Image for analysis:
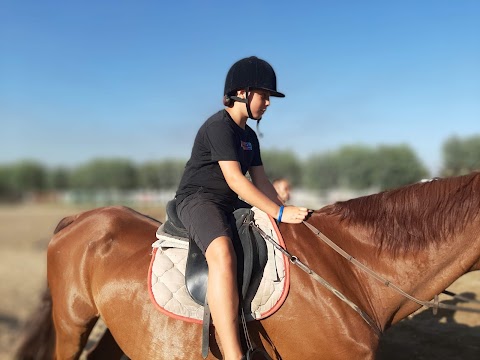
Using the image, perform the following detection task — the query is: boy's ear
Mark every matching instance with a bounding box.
[237,89,246,99]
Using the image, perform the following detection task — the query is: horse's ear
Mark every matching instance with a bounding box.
[54,216,75,234]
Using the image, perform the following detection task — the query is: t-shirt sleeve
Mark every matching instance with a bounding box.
[206,121,239,162]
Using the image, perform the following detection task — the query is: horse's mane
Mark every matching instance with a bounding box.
[321,172,480,255]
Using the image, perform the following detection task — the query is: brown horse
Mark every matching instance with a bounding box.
[16,172,480,360]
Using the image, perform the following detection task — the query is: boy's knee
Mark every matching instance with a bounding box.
[206,237,237,269]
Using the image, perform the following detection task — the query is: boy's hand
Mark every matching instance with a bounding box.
[280,206,309,224]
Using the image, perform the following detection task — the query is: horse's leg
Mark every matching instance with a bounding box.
[50,297,98,360]
[48,243,99,359]
[84,328,125,360]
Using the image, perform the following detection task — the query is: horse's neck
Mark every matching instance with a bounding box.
[350,222,480,326]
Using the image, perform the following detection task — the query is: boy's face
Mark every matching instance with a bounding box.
[247,89,270,119]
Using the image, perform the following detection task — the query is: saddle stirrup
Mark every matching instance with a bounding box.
[240,306,273,360]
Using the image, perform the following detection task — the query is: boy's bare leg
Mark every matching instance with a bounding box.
[205,236,243,360]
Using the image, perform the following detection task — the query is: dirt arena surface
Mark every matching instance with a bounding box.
[1,203,479,359]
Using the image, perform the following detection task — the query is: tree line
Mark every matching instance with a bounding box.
[1,135,479,201]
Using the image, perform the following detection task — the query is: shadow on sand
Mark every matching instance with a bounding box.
[377,292,480,360]
[0,313,20,329]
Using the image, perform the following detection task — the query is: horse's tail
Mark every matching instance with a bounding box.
[14,286,55,360]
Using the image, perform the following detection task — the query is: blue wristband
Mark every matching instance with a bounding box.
[277,205,284,223]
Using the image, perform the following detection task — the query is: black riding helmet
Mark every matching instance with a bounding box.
[223,56,285,120]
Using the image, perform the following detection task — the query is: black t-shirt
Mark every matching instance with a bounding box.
[176,110,262,208]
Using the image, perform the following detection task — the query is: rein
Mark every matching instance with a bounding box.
[249,219,480,337]
[250,222,382,336]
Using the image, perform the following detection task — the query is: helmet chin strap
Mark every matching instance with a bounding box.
[229,88,262,121]
[228,89,263,137]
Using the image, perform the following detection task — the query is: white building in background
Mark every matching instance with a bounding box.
[288,187,380,210]
[60,187,379,210]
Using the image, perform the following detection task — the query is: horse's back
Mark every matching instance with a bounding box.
[49,206,159,249]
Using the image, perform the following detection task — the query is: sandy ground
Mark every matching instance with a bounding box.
[0,203,479,359]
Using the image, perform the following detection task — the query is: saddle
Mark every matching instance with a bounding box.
[163,200,269,358]
[164,200,268,306]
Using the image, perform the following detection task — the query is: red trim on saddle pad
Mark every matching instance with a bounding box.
[148,247,203,324]
[147,214,290,323]
[257,214,290,318]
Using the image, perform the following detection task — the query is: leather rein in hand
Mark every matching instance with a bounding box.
[249,219,480,337]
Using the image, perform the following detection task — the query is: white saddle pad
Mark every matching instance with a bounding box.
[148,207,290,323]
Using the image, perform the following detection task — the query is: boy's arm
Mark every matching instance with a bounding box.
[219,161,280,218]
[219,161,307,223]
[248,165,283,205]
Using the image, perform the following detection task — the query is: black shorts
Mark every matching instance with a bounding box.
[176,192,235,254]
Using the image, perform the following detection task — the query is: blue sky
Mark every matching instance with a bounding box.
[1,1,479,175]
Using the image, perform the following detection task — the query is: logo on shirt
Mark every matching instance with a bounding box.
[241,141,253,150]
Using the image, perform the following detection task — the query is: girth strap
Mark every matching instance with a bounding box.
[201,296,211,359]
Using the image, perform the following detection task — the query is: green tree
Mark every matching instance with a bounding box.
[48,167,71,190]
[335,146,378,189]
[261,149,302,186]
[157,160,185,189]
[0,165,14,199]
[441,135,480,176]
[373,145,429,190]
[304,144,429,191]
[304,152,340,190]
[10,160,47,193]
[138,160,185,189]
[71,158,138,190]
